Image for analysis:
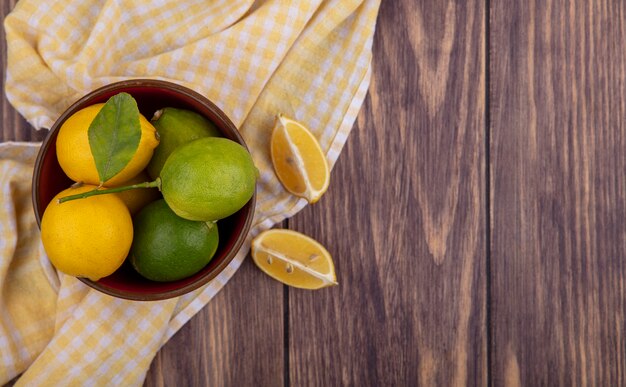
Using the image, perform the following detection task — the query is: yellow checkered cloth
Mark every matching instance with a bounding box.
[2,0,378,384]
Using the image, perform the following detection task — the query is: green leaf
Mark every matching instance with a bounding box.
[88,92,142,184]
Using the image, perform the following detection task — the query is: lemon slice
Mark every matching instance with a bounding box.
[251,229,338,289]
[270,114,330,203]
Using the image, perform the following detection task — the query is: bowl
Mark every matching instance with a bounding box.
[32,79,256,301]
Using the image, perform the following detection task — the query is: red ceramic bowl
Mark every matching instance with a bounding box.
[32,79,256,301]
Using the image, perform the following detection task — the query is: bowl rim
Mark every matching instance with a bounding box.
[32,78,256,301]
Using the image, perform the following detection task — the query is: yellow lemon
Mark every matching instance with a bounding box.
[111,171,161,215]
[251,229,337,289]
[56,103,159,186]
[40,185,133,281]
[270,114,330,203]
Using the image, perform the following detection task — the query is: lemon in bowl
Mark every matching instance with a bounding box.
[56,103,159,186]
[41,184,133,281]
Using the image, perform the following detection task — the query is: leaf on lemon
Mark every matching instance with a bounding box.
[88,92,141,184]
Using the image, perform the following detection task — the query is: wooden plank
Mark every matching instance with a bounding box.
[144,260,285,386]
[288,1,487,385]
[490,1,626,385]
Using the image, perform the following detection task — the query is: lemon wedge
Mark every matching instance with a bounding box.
[251,229,337,289]
[270,114,330,203]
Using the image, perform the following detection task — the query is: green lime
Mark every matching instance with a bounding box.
[147,107,221,180]
[160,137,256,221]
[130,199,219,282]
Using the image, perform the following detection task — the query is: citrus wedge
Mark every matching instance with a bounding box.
[251,229,338,289]
[270,114,330,203]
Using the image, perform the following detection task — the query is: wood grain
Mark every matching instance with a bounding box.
[490,1,626,385]
[288,1,487,385]
[144,260,285,386]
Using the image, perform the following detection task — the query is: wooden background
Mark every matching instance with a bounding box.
[2,0,625,385]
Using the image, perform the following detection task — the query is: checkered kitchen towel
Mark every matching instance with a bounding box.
[1,0,379,385]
